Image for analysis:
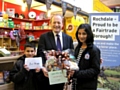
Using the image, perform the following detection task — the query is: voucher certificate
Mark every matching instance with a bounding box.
[48,70,67,85]
[25,57,43,69]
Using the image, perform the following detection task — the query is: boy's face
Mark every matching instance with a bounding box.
[24,47,35,58]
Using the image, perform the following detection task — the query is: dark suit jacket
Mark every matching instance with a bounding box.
[37,31,74,56]
[36,31,74,90]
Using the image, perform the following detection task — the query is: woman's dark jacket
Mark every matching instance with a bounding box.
[9,54,46,90]
[73,44,101,90]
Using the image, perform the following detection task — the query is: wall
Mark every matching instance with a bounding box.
[0,0,2,11]
[3,2,44,19]
[93,0,113,12]
[20,30,50,50]
[0,1,49,50]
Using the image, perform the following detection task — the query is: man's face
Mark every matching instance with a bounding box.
[50,15,63,33]
[24,47,35,58]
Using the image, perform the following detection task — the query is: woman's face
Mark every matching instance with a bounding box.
[78,29,87,44]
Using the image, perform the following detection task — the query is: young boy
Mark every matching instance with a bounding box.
[9,42,46,90]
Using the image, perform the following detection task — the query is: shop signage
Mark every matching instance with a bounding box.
[89,13,120,90]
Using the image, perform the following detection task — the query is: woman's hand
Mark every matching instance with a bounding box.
[69,70,75,77]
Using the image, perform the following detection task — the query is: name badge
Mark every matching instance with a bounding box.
[84,53,90,60]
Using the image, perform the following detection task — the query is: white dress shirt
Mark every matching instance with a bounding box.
[53,31,63,49]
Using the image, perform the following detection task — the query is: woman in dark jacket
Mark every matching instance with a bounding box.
[71,24,101,90]
[9,43,46,90]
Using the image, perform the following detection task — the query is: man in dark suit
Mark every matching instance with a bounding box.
[37,14,74,90]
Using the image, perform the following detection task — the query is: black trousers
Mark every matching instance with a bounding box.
[49,83,64,90]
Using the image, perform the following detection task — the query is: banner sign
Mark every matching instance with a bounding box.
[89,13,120,90]
[89,13,120,66]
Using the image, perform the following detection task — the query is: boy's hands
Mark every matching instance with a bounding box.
[24,65,41,73]
[35,68,41,73]
[24,65,30,71]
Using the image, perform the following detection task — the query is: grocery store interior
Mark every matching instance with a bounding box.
[0,0,120,90]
